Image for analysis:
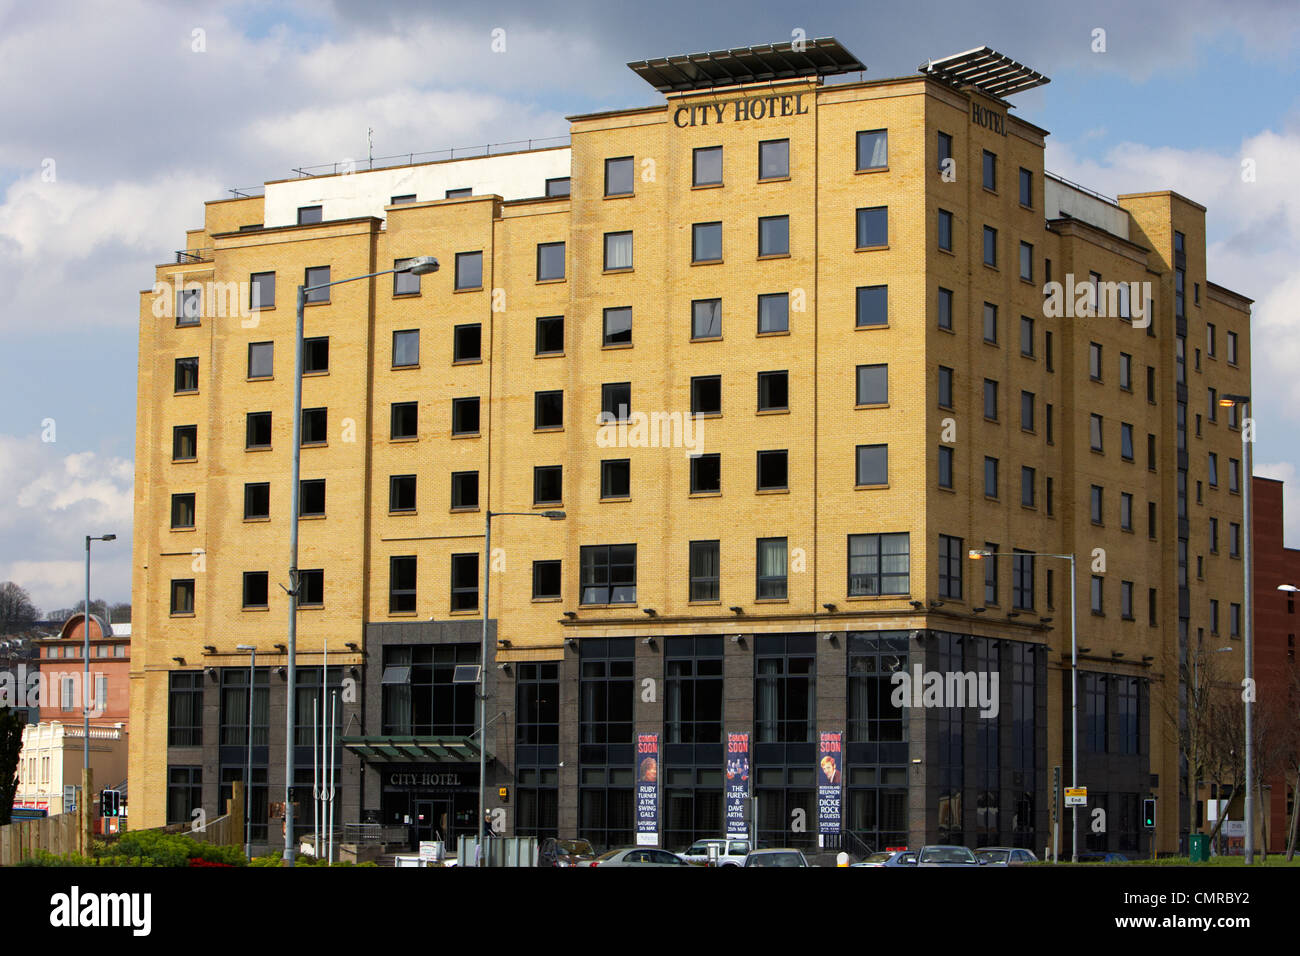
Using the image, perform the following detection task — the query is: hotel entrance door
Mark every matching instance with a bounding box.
[413,798,452,847]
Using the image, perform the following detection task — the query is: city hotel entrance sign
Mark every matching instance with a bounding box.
[673,91,810,128]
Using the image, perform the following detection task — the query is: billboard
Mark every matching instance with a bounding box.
[725,732,750,836]
[636,733,659,846]
[818,730,843,835]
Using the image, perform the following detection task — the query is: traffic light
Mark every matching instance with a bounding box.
[1142,797,1156,829]
[100,789,121,817]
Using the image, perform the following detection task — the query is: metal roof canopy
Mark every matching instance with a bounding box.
[342,735,487,763]
[919,46,1049,99]
[628,38,865,93]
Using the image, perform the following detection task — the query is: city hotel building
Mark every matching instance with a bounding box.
[130,39,1252,857]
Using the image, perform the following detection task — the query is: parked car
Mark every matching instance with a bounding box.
[975,847,1039,866]
[539,838,598,867]
[742,848,811,867]
[590,847,691,867]
[852,849,917,867]
[679,838,752,866]
[1076,852,1130,863]
[915,845,980,867]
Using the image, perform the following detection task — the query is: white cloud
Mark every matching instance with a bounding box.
[0,435,132,613]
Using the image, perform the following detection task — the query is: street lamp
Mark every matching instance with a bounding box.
[282,255,439,866]
[83,533,116,771]
[476,508,565,864]
[971,548,1078,861]
[1220,392,1253,863]
[236,644,257,858]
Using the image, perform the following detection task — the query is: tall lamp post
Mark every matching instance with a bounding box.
[1220,393,1253,863]
[236,644,257,858]
[282,255,439,866]
[970,549,1078,861]
[477,509,565,864]
[83,533,116,771]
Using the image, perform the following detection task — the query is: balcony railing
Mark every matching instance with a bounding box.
[174,248,214,264]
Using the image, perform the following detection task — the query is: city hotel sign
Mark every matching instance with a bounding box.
[388,771,463,788]
[673,91,810,128]
[971,102,1007,136]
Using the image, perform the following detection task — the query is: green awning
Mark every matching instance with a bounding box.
[342,735,489,763]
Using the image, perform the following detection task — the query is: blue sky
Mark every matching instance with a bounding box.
[1,0,1298,612]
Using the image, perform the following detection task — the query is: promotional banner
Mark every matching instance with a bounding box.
[725,732,750,836]
[818,730,843,835]
[636,733,659,846]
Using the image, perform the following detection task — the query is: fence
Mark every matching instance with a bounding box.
[0,812,81,865]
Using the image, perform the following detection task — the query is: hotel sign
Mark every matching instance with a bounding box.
[674,91,810,128]
[388,771,463,788]
[971,102,1006,136]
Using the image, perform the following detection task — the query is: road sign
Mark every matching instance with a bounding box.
[1064,787,1088,807]
[1224,820,1246,837]
[63,784,77,813]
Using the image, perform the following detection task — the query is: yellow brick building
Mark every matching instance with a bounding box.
[130,40,1250,859]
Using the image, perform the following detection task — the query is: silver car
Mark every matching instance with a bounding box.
[852,849,917,867]
[916,845,980,867]
[975,847,1038,867]
[680,838,752,866]
[742,848,811,867]
[590,847,690,867]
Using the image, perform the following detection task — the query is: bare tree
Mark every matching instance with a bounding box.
[0,582,39,634]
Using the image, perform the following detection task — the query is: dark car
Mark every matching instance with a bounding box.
[1076,851,1130,864]
[916,845,980,867]
[540,838,598,867]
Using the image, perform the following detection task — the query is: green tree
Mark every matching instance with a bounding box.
[0,706,24,825]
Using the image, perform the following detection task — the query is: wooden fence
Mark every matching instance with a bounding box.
[0,813,81,865]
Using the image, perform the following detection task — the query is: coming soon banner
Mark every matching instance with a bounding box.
[725,732,750,836]
[636,733,659,845]
[818,730,843,835]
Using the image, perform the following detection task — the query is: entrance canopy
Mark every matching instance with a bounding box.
[343,735,489,763]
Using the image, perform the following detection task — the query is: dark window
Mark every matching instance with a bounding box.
[171,493,195,530]
[532,561,562,600]
[759,139,790,179]
[1121,423,1134,461]
[391,330,419,368]
[1022,467,1036,507]
[301,407,327,445]
[757,450,788,490]
[982,151,996,191]
[249,271,275,311]
[937,132,952,171]
[601,382,631,422]
[692,222,722,262]
[938,209,953,251]
[1089,342,1103,380]
[984,457,998,498]
[692,298,721,339]
[389,556,417,613]
[604,232,633,270]
[453,323,481,362]
[689,541,720,602]
[390,475,416,512]
[756,538,788,600]
[757,370,788,412]
[167,673,203,746]
[390,402,418,439]
[1012,552,1034,610]
[603,306,632,347]
[983,226,997,267]
[1084,673,1107,751]
[856,444,888,486]
[243,571,269,608]
[856,206,887,248]
[244,413,270,450]
[1019,168,1032,207]
[1091,576,1104,615]
[693,146,723,186]
[690,454,721,494]
[938,287,953,329]
[605,156,634,196]
[303,336,329,373]
[983,545,999,605]
[754,634,814,741]
[580,544,637,605]
[1121,581,1134,620]
[938,535,963,599]
[176,288,201,325]
[451,397,480,435]
[536,315,564,355]
[173,424,197,460]
[856,129,888,169]
[856,285,887,327]
[691,375,722,415]
[856,364,887,405]
[380,643,479,736]
[450,554,478,612]
[848,533,909,596]
[1090,485,1103,524]
[983,379,998,420]
[455,251,483,290]
[304,266,330,303]
[938,446,954,489]
[533,465,563,505]
[1019,242,1033,281]
[601,459,630,499]
[171,578,195,615]
[534,390,564,430]
[983,303,998,343]
[451,471,479,510]
[938,366,954,408]
[244,482,269,520]
[1020,316,1034,356]
[390,194,417,205]
[393,258,421,295]
[297,570,323,606]
[175,357,199,392]
[536,242,565,280]
[1021,391,1035,431]
[758,293,789,334]
[758,215,789,256]
[545,177,571,198]
[297,205,322,225]
[299,479,325,517]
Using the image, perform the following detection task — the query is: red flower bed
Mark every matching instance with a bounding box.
[188,857,235,867]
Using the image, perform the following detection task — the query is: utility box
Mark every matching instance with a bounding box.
[1189,834,1209,863]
